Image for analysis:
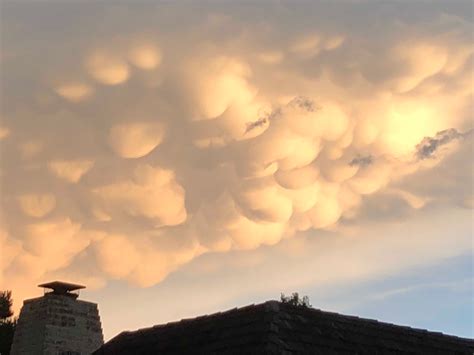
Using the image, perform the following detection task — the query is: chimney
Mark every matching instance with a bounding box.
[10,281,104,355]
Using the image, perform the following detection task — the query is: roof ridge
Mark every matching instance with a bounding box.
[277,302,474,343]
[95,300,474,354]
[105,300,279,345]
[104,300,474,350]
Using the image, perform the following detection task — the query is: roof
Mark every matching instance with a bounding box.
[94,301,474,354]
[38,281,85,293]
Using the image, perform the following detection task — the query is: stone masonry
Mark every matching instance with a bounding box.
[11,285,103,355]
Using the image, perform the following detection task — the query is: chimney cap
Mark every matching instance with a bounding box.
[38,281,85,295]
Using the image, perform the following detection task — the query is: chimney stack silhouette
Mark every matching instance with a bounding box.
[11,281,103,354]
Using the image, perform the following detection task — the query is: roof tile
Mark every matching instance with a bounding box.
[94,301,474,354]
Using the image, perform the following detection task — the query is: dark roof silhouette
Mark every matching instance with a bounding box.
[94,301,474,354]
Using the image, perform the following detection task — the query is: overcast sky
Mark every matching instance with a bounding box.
[0,1,472,340]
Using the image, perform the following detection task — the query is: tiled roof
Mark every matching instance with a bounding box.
[94,301,474,354]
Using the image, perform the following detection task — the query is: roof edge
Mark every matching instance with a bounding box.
[101,299,474,347]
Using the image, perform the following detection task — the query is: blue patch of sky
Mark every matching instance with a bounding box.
[304,253,473,338]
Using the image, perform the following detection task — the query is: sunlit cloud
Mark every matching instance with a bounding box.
[108,122,165,158]
[93,164,186,225]
[18,194,56,218]
[86,50,130,85]
[0,126,11,140]
[0,2,472,313]
[55,82,94,102]
[48,159,94,183]
[128,44,162,70]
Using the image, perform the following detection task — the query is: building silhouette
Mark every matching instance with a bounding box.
[95,300,474,354]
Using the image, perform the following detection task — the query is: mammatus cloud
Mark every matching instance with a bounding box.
[108,122,165,158]
[128,44,162,70]
[55,83,94,103]
[18,194,56,218]
[93,164,186,225]
[86,50,131,86]
[48,159,94,183]
[0,3,472,309]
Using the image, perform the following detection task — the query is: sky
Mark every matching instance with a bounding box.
[0,0,472,341]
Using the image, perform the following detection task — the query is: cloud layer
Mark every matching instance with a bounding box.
[1,2,472,307]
